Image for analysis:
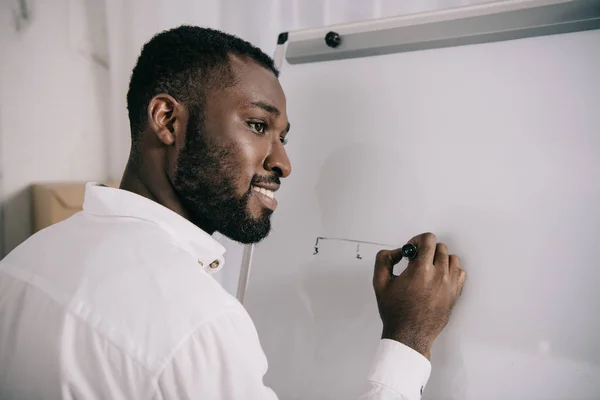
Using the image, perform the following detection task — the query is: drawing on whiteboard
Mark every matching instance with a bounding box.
[312,236,394,256]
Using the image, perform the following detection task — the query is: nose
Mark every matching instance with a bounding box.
[264,140,292,178]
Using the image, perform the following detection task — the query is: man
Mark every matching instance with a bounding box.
[0,26,466,399]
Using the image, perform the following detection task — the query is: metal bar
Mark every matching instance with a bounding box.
[284,0,600,64]
[236,244,254,304]
[0,77,4,259]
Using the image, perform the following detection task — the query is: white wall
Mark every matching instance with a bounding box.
[0,0,109,256]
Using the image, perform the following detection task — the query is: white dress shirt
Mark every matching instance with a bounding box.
[0,183,431,399]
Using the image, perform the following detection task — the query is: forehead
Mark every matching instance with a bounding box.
[220,55,287,111]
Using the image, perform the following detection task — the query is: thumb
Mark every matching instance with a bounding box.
[373,248,404,292]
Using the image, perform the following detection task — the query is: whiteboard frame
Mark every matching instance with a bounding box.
[236,243,254,303]
[284,0,600,64]
[0,78,4,259]
[236,0,600,303]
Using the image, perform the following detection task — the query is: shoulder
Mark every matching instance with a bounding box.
[71,235,238,374]
[6,213,241,374]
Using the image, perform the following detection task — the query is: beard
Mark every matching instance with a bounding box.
[173,111,276,244]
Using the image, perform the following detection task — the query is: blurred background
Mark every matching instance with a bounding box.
[0,0,498,294]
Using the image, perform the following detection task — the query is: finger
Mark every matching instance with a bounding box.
[406,232,437,266]
[449,254,461,274]
[373,248,403,292]
[433,243,449,270]
[456,268,467,296]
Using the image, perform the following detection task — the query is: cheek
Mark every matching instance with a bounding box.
[231,137,267,188]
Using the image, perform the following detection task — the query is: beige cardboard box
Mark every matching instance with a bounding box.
[31,181,120,233]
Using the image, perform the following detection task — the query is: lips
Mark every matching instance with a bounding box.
[251,185,278,210]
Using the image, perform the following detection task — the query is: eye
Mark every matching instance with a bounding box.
[248,121,267,134]
[280,136,288,146]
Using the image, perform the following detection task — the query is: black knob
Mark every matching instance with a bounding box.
[324,31,341,48]
[401,243,418,260]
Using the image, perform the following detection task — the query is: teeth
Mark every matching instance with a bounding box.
[252,186,275,200]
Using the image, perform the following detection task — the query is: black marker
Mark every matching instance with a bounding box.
[401,243,418,260]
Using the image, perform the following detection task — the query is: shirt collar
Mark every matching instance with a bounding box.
[81,182,226,274]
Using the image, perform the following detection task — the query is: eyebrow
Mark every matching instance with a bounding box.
[251,101,280,116]
[250,101,291,133]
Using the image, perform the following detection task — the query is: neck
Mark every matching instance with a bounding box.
[120,155,203,230]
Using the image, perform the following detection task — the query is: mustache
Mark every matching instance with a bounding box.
[251,174,281,186]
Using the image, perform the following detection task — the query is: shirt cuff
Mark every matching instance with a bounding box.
[367,339,432,399]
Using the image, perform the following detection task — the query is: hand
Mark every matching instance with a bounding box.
[372,232,466,360]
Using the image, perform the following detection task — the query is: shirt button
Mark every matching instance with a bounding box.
[209,260,220,269]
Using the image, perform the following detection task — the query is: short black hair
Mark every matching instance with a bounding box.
[126,25,279,142]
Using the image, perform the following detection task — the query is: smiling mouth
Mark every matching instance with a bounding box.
[251,185,278,210]
[252,186,275,199]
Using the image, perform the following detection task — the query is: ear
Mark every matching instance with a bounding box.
[147,94,183,146]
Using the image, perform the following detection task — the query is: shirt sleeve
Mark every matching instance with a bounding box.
[155,309,431,400]
[360,339,432,400]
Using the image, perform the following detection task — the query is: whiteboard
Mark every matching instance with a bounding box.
[242,1,600,399]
